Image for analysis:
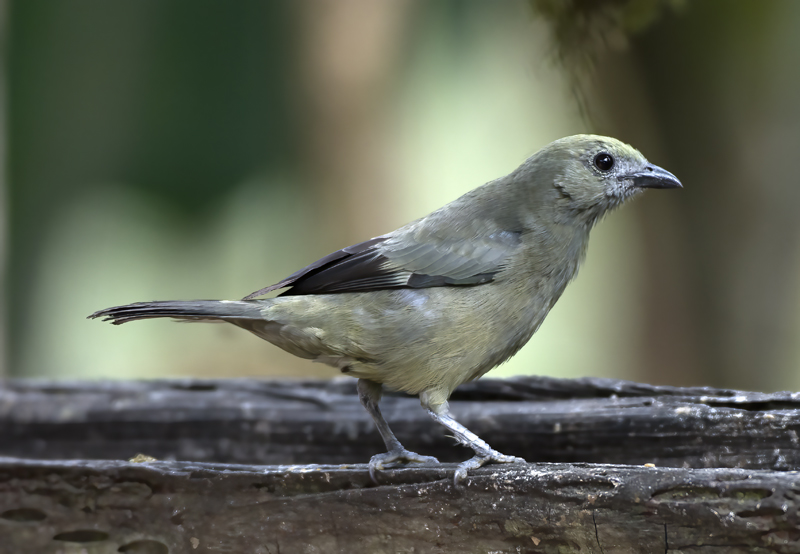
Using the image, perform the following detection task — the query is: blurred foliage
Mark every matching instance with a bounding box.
[10,0,296,214]
[7,0,299,372]
[594,0,800,391]
[530,0,684,67]
[529,0,686,122]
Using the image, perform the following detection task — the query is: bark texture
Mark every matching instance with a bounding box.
[1,376,799,553]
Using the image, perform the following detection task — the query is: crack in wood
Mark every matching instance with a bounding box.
[592,510,606,554]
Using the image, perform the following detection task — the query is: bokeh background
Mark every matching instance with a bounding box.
[3,0,800,392]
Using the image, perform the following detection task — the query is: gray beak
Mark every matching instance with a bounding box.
[625,164,682,189]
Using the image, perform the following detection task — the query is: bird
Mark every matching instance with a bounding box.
[89,134,681,485]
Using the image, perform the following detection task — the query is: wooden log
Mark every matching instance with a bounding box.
[1,458,799,553]
[1,376,799,552]
[1,377,799,468]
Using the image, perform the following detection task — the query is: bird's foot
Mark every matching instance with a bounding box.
[369,448,440,483]
[453,449,526,488]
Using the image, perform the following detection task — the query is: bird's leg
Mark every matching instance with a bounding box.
[423,398,525,486]
[357,379,439,482]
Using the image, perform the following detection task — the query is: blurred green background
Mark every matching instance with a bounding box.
[4,0,800,392]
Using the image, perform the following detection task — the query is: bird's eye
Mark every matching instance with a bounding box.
[593,153,614,172]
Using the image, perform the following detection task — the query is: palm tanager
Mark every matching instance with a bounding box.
[90,134,682,484]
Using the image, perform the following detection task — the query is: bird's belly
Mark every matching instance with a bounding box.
[260,285,550,397]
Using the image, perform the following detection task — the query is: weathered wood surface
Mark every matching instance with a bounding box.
[0,459,800,554]
[1,376,800,553]
[2,376,799,468]
[1,458,799,554]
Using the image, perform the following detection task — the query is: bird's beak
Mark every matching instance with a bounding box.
[624,164,682,189]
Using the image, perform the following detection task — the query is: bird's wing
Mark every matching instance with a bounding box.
[242,228,521,299]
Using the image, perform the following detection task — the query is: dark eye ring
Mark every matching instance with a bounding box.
[594,153,614,172]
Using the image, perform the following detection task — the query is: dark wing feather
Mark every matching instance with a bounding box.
[242,237,388,299]
[242,230,521,299]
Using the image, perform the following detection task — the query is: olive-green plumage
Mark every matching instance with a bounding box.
[90,134,681,485]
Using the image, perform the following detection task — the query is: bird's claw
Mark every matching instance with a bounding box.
[453,449,526,488]
[368,449,440,483]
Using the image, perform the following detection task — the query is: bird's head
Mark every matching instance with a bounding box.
[522,134,682,227]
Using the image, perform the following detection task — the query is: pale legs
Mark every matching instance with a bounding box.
[358,378,525,485]
[357,379,439,482]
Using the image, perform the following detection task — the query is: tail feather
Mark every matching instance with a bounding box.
[88,300,265,325]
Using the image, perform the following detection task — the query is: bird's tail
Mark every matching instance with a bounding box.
[88,300,265,325]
